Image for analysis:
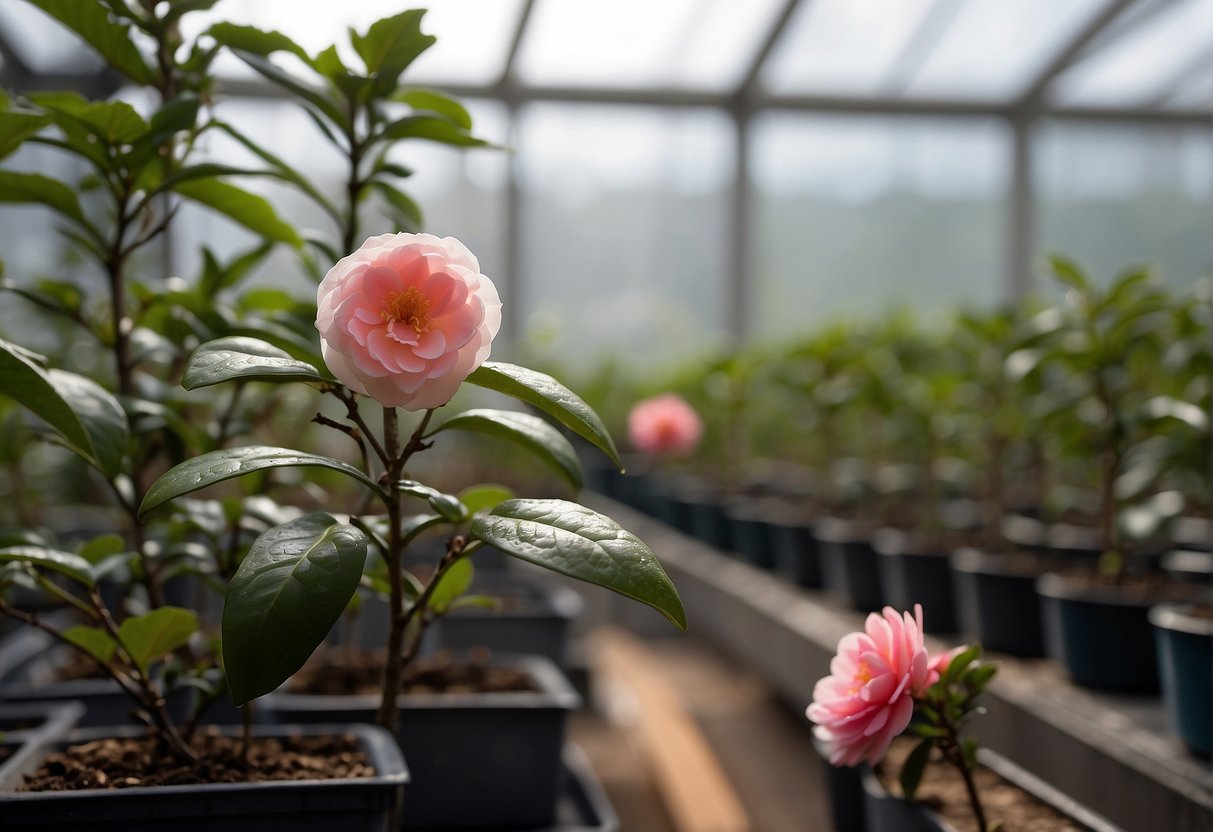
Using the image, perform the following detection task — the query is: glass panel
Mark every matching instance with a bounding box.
[906,0,1108,101]
[1166,60,1213,109]
[515,0,786,90]
[183,0,524,85]
[762,0,935,95]
[516,104,733,370]
[1035,120,1213,287]
[0,3,104,74]
[174,99,509,294]
[1053,0,1213,106]
[749,113,1008,340]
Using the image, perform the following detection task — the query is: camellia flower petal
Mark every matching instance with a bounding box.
[806,604,938,767]
[317,233,502,410]
[627,394,703,456]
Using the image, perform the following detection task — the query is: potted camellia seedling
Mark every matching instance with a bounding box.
[1033,259,1204,693]
[809,605,1123,832]
[136,231,686,829]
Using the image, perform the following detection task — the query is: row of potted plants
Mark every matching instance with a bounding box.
[586,264,1210,761]
[0,3,681,829]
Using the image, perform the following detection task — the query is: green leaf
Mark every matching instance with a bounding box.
[427,557,472,613]
[182,336,328,390]
[941,645,981,687]
[78,533,127,564]
[395,88,472,129]
[25,0,154,82]
[0,170,85,224]
[467,362,623,470]
[431,408,583,489]
[1049,256,1089,292]
[0,339,104,470]
[350,9,434,89]
[0,107,52,161]
[46,368,128,478]
[118,607,198,673]
[967,663,998,691]
[471,499,685,629]
[141,446,386,518]
[0,545,95,586]
[224,49,348,129]
[372,181,422,231]
[62,625,117,665]
[378,115,486,147]
[29,93,148,145]
[173,179,302,245]
[397,480,467,522]
[205,23,311,62]
[222,513,366,704]
[899,738,934,801]
[458,483,514,516]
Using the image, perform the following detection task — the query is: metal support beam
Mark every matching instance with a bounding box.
[728,114,750,341]
[497,0,536,87]
[1015,0,1138,111]
[1008,118,1034,302]
[502,102,523,349]
[738,0,805,98]
[880,0,964,96]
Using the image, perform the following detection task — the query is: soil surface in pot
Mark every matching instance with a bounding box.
[878,740,1082,832]
[1053,568,1201,602]
[289,648,537,696]
[21,731,373,792]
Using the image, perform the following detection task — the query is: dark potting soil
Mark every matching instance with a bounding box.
[21,731,373,792]
[1054,567,1202,602]
[879,740,1082,832]
[289,648,538,696]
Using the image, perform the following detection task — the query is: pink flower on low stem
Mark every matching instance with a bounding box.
[316,233,502,410]
[807,604,938,767]
[928,645,969,678]
[627,394,703,457]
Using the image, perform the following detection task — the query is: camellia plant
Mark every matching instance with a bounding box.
[808,605,997,831]
[627,393,704,459]
[139,231,687,734]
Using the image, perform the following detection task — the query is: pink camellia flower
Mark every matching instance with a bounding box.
[627,394,703,456]
[316,233,502,410]
[807,604,938,767]
[928,645,969,678]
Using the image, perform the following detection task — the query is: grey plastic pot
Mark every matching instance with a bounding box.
[1150,603,1213,759]
[264,653,580,829]
[0,722,408,832]
[545,744,621,832]
[437,580,583,669]
[859,748,1124,831]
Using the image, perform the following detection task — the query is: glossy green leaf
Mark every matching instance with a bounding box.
[471,499,685,629]
[467,362,623,470]
[29,93,148,145]
[378,115,486,147]
[141,445,385,518]
[182,336,328,390]
[397,480,467,522]
[941,645,981,687]
[0,171,84,224]
[223,513,366,704]
[226,50,347,128]
[78,533,127,564]
[431,408,583,489]
[899,738,934,801]
[372,181,422,231]
[206,23,311,62]
[1049,256,1088,292]
[395,88,472,129]
[62,625,117,665]
[118,607,198,673]
[25,0,153,82]
[0,107,51,161]
[427,557,472,613]
[458,483,514,516]
[47,369,128,478]
[173,178,302,246]
[350,9,433,89]
[0,545,94,586]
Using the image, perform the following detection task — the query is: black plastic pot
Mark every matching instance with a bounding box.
[435,579,584,669]
[872,530,957,634]
[0,723,407,831]
[813,738,863,832]
[1161,549,1213,584]
[0,701,84,779]
[815,517,883,612]
[1150,603,1212,759]
[265,654,580,829]
[859,748,1124,831]
[549,744,620,832]
[1037,573,1166,694]
[768,511,823,589]
[950,549,1047,657]
[725,500,776,570]
[684,494,734,552]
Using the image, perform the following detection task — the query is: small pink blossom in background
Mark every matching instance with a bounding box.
[807,604,937,767]
[627,394,703,456]
[317,233,502,410]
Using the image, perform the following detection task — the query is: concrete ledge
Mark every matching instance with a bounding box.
[588,496,1213,832]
